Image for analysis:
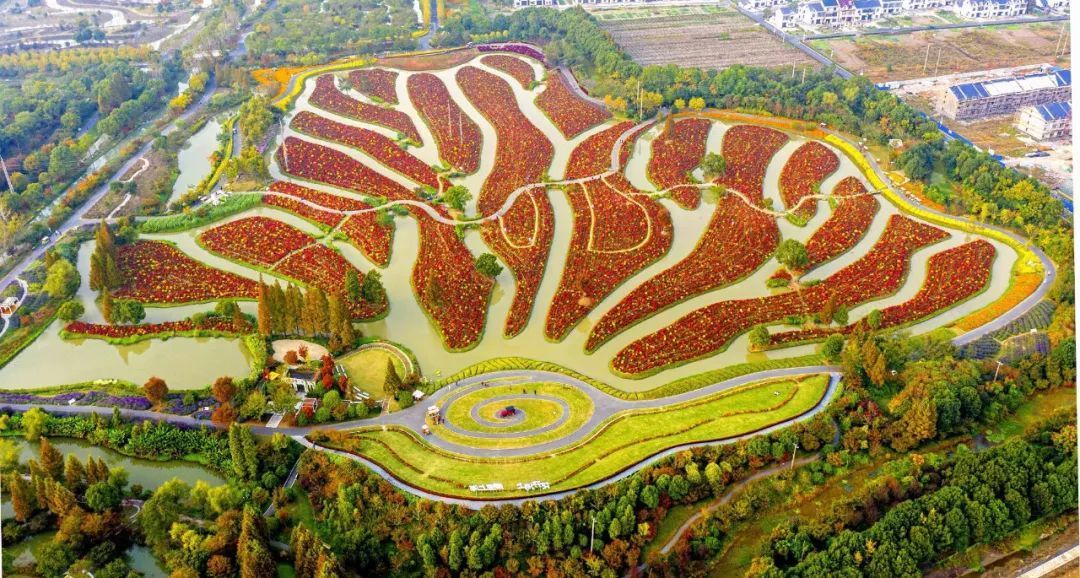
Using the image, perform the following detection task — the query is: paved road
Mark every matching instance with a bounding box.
[1017,544,1080,578]
[0,278,28,339]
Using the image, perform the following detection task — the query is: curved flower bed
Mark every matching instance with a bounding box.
[481,54,536,88]
[611,215,950,375]
[114,240,258,303]
[65,318,249,340]
[348,68,398,104]
[779,141,839,219]
[716,125,789,203]
[586,196,778,351]
[457,65,554,337]
[406,73,482,174]
[768,240,996,345]
[309,74,421,143]
[265,182,394,267]
[274,138,490,348]
[648,118,710,209]
[564,121,635,179]
[803,176,878,270]
[477,43,546,63]
[546,175,672,341]
[199,216,311,267]
[290,110,441,190]
[535,69,610,139]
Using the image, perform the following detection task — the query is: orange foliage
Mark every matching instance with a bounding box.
[954,272,1042,331]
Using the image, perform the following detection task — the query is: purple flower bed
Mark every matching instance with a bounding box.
[161,395,217,416]
[0,391,86,405]
[77,391,152,411]
[477,43,546,65]
[192,409,213,421]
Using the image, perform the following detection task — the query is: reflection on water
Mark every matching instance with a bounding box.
[169,118,224,205]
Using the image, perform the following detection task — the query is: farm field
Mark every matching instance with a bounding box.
[812,23,1071,82]
[599,11,817,71]
[0,48,1029,402]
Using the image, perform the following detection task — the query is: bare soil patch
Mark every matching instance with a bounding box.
[816,23,1071,82]
[600,12,815,71]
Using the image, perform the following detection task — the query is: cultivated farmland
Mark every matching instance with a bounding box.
[599,11,816,71]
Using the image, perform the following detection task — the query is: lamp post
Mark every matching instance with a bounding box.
[994,360,1004,382]
[790,442,798,470]
[590,515,595,553]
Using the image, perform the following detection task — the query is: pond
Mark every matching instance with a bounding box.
[169,117,225,206]
[1,532,168,578]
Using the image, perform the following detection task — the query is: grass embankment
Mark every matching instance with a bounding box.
[316,375,829,498]
[338,347,407,400]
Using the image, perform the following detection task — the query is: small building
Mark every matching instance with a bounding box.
[299,398,319,414]
[956,0,1027,19]
[1016,102,1072,141]
[412,389,425,402]
[0,297,17,317]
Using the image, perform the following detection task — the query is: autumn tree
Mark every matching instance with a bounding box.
[142,376,168,406]
[238,507,275,578]
[383,358,404,398]
[257,279,272,336]
[212,376,236,404]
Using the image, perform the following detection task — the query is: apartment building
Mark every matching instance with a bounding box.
[956,0,1027,19]
[1016,102,1072,141]
[944,68,1072,121]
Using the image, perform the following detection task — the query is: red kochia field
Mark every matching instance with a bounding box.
[114,240,258,303]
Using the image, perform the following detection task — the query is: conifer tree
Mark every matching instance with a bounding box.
[257,280,272,336]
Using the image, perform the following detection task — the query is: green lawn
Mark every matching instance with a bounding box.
[987,387,1076,443]
[319,375,829,497]
[440,381,594,436]
[339,348,407,401]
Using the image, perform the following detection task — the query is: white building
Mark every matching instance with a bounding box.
[944,68,1072,121]
[1016,102,1072,141]
[956,0,1026,18]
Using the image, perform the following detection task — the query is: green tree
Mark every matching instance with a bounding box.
[700,152,726,178]
[56,300,85,321]
[85,480,123,512]
[345,268,362,302]
[383,358,403,398]
[775,239,808,272]
[748,325,770,349]
[443,185,472,211]
[22,407,48,441]
[43,259,80,299]
[475,253,503,278]
[360,270,384,304]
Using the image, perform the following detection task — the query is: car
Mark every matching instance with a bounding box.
[1025,151,1050,158]
[497,406,517,418]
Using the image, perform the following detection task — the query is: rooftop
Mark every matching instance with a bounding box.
[949,68,1071,102]
[1031,101,1072,122]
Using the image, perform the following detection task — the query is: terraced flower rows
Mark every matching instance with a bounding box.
[198,216,386,318]
[114,240,258,303]
[779,141,839,219]
[802,176,878,270]
[275,136,491,349]
[406,73,482,174]
[348,68,399,104]
[457,65,554,338]
[480,54,536,88]
[585,125,789,351]
[647,118,710,209]
[611,215,951,375]
[290,110,442,190]
[310,74,421,143]
[535,69,611,139]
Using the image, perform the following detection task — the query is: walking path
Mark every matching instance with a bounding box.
[1017,544,1080,578]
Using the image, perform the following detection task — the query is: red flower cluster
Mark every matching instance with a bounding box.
[199,216,311,267]
[265,182,394,267]
[309,74,421,143]
[290,111,441,190]
[274,138,491,348]
[66,317,250,339]
[768,240,995,345]
[348,68,399,104]
[877,240,995,328]
[564,121,634,179]
[648,118,710,209]
[481,54,536,88]
[779,141,839,219]
[803,177,879,270]
[406,73,482,174]
[113,240,258,303]
[611,215,950,375]
[457,65,555,337]
[587,195,778,351]
[545,175,673,340]
[715,125,789,203]
[535,69,611,139]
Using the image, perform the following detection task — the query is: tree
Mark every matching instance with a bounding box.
[7,472,34,522]
[360,270,384,303]
[238,508,275,578]
[688,96,706,111]
[85,480,122,512]
[867,309,882,330]
[101,288,113,324]
[345,269,362,302]
[775,239,808,272]
[56,300,85,321]
[23,407,48,441]
[822,333,845,360]
[443,185,472,211]
[212,403,237,425]
[48,143,78,181]
[39,436,63,479]
[475,253,503,278]
[383,358,403,398]
[142,376,168,406]
[212,376,236,404]
[43,259,80,299]
[748,325,770,349]
[700,152,726,178]
[257,280,272,336]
